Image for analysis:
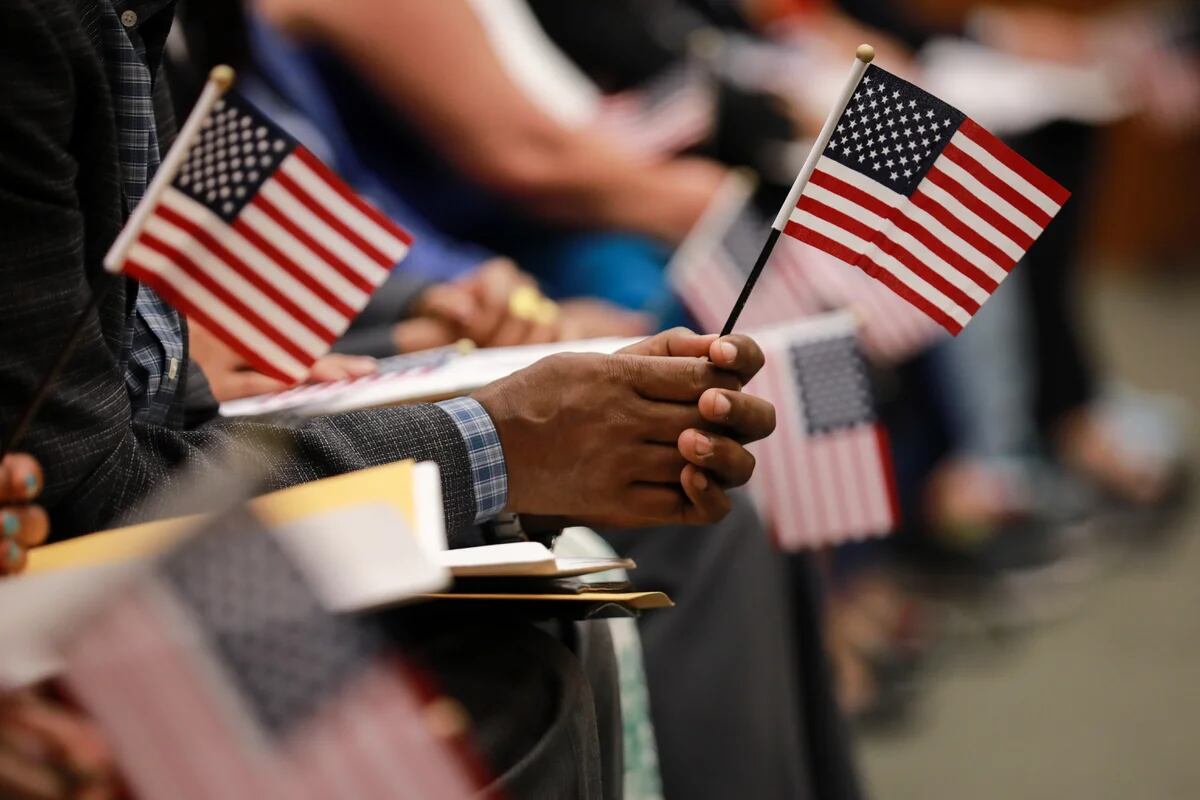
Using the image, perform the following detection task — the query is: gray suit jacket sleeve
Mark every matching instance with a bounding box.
[0,0,478,540]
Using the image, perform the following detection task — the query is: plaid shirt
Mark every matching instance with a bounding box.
[100,0,184,426]
[99,0,506,521]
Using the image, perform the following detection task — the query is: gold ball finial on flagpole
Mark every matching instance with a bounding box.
[208,65,236,92]
[856,44,875,64]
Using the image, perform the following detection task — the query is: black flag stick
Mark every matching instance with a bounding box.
[718,44,876,336]
[0,67,236,460]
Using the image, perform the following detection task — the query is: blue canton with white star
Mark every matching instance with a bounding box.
[791,335,876,435]
[824,65,965,196]
[176,94,298,222]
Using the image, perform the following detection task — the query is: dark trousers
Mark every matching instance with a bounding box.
[379,611,621,799]
[603,494,863,800]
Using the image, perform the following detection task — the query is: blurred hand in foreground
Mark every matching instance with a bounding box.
[471,328,774,527]
[0,453,47,576]
[0,688,118,800]
[189,321,378,401]
[396,259,654,352]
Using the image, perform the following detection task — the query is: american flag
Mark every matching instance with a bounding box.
[593,64,716,158]
[671,202,822,334]
[671,196,945,364]
[748,315,899,550]
[65,511,479,800]
[107,92,412,383]
[784,65,1069,335]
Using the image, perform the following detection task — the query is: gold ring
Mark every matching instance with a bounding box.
[508,286,543,322]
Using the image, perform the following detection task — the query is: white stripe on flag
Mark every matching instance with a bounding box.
[160,191,353,332]
[238,204,371,307]
[790,210,973,327]
[280,158,410,262]
[935,157,1045,239]
[949,131,1062,216]
[257,179,391,284]
[801,181,992,302]
[815,159,1009,282]
[916,180,1027,260]
[127,243,309,379]
[142,215,328,357]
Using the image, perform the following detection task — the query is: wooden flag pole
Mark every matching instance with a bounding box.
[0,66,236,459]
[719,44,875,336]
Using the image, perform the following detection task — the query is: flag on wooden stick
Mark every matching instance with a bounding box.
[105,69,411,384]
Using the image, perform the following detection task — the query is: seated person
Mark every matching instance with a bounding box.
[238,0,728,325]
[2,2,773,796]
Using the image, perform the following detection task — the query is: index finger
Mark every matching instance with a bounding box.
[708,334,766,384]
[617,328,716,359]
[615,355,741,402]
[0,455,42,502]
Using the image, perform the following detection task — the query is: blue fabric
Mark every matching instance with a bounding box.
[504,232,693,330]
[245,17,689,329]
[101,0,184,425]
[434,397,508,523]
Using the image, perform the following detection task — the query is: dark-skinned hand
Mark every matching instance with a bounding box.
[471,328,774,527]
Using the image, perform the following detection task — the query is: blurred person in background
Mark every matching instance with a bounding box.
[175,0,737,329]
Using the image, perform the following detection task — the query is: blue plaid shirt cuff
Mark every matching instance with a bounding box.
[435,397,508,523]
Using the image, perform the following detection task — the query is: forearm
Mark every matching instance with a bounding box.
[52,404,478,540]
[264,0,722,241]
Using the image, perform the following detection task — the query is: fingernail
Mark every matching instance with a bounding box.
[5,540,19,567]
[712,392,732,418]
[23,473,38,498]
[717,341,737,363]
[2,511,18,539]
[691,471,709,491]
[692,431,713,456]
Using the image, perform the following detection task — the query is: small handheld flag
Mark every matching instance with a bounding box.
[747,313,899,550]
[66,509,479,800]
[0,67,411,457]
[720,45,1069,337]
[105,67,412,383]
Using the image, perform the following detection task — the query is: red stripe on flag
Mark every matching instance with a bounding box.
[272,170,394,269]
[810,169,1000,291]
[940,143,1053,228]
[230,218,358,320]
[785,222,963,334]
[138,233,317,367]
[924,166,1035,250]
[795,196,981,314]
[293,148,413,247]
[909,190,1016,272]
[959,118,1071,206]
[156,206,338,343]
[250,194,376,294]
[875,424,901,529]
[124,257,299,384]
